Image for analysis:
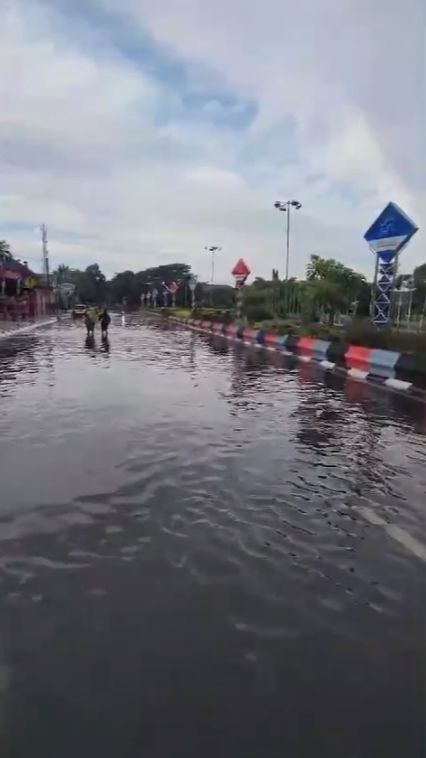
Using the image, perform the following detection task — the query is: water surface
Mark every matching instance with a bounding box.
[0,317,424,757]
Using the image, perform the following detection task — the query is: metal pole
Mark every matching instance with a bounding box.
[210,250,215,307]
[420,296,426,330]
[41,224,50,286]
[396,290,402,327]
[370,254,379,322]
[407,288,414,324]
[236,287,243,322]
[390,251,399,323]
[285,201,290,281]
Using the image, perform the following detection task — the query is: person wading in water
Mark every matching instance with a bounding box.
[84,307,97,337]
[99,308,111,339]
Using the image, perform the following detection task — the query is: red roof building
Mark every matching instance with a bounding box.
[0,259,53,321]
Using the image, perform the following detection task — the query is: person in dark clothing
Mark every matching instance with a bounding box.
[99,308,111,339]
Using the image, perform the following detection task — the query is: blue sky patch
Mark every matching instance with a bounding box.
[40,0,258,131]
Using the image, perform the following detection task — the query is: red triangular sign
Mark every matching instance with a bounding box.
[231,258,251,277]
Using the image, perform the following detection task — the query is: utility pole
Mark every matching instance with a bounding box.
[41,224,50,286]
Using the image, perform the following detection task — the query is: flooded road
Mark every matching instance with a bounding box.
[0,316,425,758]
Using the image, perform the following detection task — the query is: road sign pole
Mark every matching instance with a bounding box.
[237,289,242,321]
[188,276,197,309]
[231,259,251,323]
[364,203,418,327]
[370,253,379,320]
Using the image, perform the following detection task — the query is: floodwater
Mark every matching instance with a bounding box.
[0,316,425,758]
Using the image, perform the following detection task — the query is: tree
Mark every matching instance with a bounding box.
[55,264,71,283]
[0,240,12,263]
[107,263,192,306]
[413,263,426,313]
[108,270,139,304]
[306,254,366,323]
[79,264,106,303]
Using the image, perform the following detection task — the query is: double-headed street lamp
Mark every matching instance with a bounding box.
[204,246,222,284]
[274,200,302,281]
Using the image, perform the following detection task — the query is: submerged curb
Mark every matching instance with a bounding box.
[0,317,57,341]
[170,316,426,401]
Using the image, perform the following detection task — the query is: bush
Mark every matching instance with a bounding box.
[259,319,300,335]
[245,304,274,323]
[190,307,225,322]
[344,319,426,353]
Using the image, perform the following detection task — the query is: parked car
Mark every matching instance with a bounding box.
[72,304,87,319]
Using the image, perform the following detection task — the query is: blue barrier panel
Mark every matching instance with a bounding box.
[275,334,289,349]
[369,348,400,378]
[312,339,331,361]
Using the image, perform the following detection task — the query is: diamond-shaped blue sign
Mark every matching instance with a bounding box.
[364,202,418,255]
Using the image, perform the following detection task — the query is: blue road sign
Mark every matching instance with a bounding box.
[364,202,418,255]
[365,202,418,327]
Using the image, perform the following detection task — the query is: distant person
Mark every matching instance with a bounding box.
[84,307,96,337]
[99,308,111,339]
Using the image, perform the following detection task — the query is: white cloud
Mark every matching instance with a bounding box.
[0,0,424,284]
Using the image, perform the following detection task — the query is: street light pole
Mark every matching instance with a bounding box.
[274,200,302,281]
[286,203,291,281]
[205,246,222,284]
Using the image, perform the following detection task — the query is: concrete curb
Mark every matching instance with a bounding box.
[170,316,426,402]
[0,317,57,341]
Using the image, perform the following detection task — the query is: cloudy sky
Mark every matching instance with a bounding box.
[1,0,424,282]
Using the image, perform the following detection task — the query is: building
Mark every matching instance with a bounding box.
[0,259,53,321]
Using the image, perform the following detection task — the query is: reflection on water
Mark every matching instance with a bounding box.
[0,316,425,758]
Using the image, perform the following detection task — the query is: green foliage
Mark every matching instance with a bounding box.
[345,319,426,353]
[305,254,366,322]
[257,319,299,335]
[196,284,235,308]
[190,307,230,322]
[242,285,273,321]
[108,263,191,306]
[413,263,426,312]
[52,262,193,307]
[257,316,426,356]
[245,303,274,323]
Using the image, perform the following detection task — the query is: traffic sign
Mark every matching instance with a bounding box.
[365,202,418,327]
[232,258,251,289]
[364,202,418,255]
[231,258,251,277]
